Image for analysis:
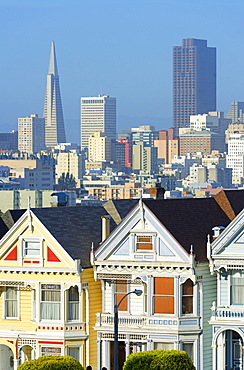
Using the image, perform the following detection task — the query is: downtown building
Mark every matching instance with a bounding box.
[173,38,216,137]
[80,95,116,151]
[43,42,66,148]
[18,114,45,155]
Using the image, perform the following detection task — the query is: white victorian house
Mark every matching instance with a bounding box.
[92,194,239,370]
[209,207,244,370]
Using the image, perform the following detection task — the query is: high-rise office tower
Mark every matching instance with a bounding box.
[80,95,116,150]
[173,38,216,137]
[226,102,244,123]
[18,114,45,154]
[43,41,66,148]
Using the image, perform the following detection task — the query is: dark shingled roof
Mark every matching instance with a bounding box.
[143,190,244,262]
[0,190,243,266]
[0,201,139,268]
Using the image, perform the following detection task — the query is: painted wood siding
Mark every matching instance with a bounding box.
[196,263,217,370]
[82,267,102,370]
[219,271,229,306]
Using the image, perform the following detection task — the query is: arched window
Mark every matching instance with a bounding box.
[182,279,193,314]
[68,286,79,321]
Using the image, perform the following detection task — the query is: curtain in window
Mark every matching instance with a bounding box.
[68,287,79,321]
[68,347,79,360]
[154,342,174,350]
[6,287,17,318]
[231,271,244,305]
[41,289,61,320]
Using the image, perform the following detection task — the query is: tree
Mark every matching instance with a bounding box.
[123,349,195,370]
[17,355,84,370]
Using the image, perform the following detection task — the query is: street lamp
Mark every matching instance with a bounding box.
[114,289,143,370]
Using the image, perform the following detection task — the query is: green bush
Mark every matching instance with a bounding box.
[123,349,195,370]
[17,355,84,370]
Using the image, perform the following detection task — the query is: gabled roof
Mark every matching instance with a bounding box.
[142,190,244,262]
[0,201,139,268]
[0,190,243,266]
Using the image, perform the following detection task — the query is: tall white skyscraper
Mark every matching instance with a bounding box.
[18,114,45,154]
[43,41,66,148]
[80,95,116,150]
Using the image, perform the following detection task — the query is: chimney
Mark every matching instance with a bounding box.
[149,183,165,199]
[212,226,225,240]
[101,215,111,242]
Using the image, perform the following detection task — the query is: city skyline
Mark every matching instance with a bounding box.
[1,0,244,143]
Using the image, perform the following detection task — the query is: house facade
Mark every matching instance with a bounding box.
[0,206,104,370]
[93,192,244,370]
[209,207,244,370]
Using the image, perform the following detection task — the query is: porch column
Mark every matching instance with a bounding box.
[147,339,153,351]
[104,340,110,369]
[217,331,225,370]
[212,344,217,370]
[14,359,19,370]
[97,333,102,370]
[125,334,130,359]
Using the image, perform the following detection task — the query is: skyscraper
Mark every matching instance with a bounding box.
[80,95,116,150]
[43,41,66,148]
[18,114,45,154]
[173,38,216,137]
[226,101,244,123]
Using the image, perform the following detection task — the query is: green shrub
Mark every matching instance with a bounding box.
[18,355,84,370]
[123,349,195,370]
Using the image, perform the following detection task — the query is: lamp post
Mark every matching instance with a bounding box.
[114,289,143,370]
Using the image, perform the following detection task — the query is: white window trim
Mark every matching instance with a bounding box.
[2,286,20,320]
[130,232,157,253]
[39,283,64,323]
[20,236,44,265]
[67,286,80,322]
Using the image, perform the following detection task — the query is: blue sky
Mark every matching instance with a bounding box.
[1,0,244,143]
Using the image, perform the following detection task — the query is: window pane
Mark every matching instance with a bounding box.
[154,342,174,350]
[6,287,18,318]
[182,280,193,295]
[24,241,40,256]
[183,343,193,360]
[41,285,61,320]
[137,236,152,250]
[154,277,174,295]
[68,347,79,360]
[154,296,174,314]
[115,280,128,311]
[182,297,193,314]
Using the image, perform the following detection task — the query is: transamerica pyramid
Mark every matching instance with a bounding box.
[43,41,66,148]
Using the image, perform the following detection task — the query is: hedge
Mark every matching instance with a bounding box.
[123,349,196,370]
[17,355,84,370]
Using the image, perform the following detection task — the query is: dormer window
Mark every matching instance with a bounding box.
[136,235,153,250]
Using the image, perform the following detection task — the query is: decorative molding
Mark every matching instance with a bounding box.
[97,273,132,280]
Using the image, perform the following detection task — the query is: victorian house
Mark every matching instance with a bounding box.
[0,201,136,370]
[93,190,244,370]
[209,193,244,370]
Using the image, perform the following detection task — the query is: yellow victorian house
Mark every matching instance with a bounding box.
[0,199,138,370]
[0,204,108,370]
